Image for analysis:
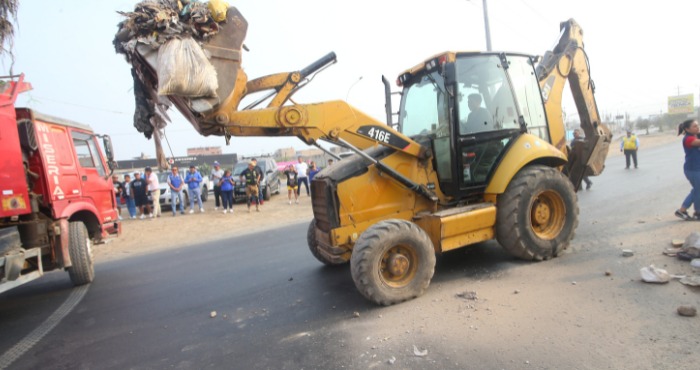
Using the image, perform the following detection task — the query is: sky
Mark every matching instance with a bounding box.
[3,0,699,160]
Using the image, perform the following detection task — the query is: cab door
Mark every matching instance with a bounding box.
[71,130,116,221]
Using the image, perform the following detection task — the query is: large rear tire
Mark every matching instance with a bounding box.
[496,165,578,261]
[350,219,435,306]
[307,219,346,266]
[67,221,94,286]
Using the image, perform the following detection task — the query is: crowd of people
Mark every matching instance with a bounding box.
[112,156,331,219]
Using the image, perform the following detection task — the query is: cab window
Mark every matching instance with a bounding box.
[508,56,548,141]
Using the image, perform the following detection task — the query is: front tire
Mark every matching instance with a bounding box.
[263,185,271,201]
[496,165,578,261]
[201,187,208,202]
[67,221,94,286]
[350,219,435,306]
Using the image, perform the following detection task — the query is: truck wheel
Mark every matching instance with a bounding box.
[496,165,578,261]
[184,191,190,208]
[307,219,346,266]
[263,185,271,201]
[201,187,208,202]
[350,219,435,306]
[67,221,94,286]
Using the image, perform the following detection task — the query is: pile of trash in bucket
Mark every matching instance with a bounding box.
[113,0,247,168]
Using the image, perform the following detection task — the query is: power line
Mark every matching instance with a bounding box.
[22,93,126,114]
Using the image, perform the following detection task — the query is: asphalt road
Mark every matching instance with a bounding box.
[1,139,697,370]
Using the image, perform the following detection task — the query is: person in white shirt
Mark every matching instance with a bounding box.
[294,156,310,196]
[145,167,161,218]
[210,161,224,210]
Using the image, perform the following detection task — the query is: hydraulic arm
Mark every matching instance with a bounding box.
[536,19,612,191]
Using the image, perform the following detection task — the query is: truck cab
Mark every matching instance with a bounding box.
[0,75,120,294]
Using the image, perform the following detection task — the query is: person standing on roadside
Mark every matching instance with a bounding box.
[167,166,185,216]
[185,165,204,213]
[251,158,265,205]
[123,174,137,219]
[620,129,640,169]
[284,164,299,205]
[327,158,334,167]
[145,167,161,218]
[131,172,149,219]
[211,161,224,211]
[295,156,310,196]
[112,175,124,220]
[675,119,700,220]
[219,169,235,214]
[240,161,261,212]
[571,129,593,190]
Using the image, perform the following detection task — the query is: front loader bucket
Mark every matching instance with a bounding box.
[134,6,248,133]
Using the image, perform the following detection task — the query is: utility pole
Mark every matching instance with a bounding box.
[482,0,492,51]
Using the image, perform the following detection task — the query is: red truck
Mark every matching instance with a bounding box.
[0,74,120,294]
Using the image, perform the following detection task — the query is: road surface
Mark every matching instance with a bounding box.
[1,139,698,370]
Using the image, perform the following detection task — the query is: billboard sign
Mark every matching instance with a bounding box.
[668,94,694,114]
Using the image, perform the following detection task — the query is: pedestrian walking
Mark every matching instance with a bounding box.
[251,158,265,205]
[620,129,640,169]
[675,119,700,221]
[123,174,137,218]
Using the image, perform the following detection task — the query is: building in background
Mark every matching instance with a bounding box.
[187,146,223,156]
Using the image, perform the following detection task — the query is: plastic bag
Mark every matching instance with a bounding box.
[640,265,670,284]
[157,37,218,98]
[208,0,229,22]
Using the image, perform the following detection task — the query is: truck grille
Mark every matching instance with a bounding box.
[311,178,339,232]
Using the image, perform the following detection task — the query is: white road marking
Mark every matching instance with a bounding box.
[0,284,90,369]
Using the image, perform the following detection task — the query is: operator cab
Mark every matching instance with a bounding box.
[398,52,548,200]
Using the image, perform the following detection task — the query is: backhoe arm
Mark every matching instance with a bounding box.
[536,19,612,190]
[198,52,425,159]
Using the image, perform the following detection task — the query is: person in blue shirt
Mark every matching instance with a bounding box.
[185,165,204,213]
[167,166,186,216]
[675,119,700,220]
[219,169,235,214]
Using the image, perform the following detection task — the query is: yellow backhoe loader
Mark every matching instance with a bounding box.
[117,7,611,305]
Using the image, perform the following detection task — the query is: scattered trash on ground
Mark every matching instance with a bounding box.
[210,311,217,318]
[456,290,478,300]
[671,239,684,248]
[679,275,700,287]
[413,345,428,357]
[352,311,360,318]
[640,265,670,284]
[677,305,697,317]
[622,249,634,257]
[387,356,396,365]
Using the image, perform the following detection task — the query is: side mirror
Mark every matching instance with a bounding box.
[99,135,116,172]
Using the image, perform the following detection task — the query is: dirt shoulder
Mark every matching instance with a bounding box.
[95,191,314,262]
[99,130,678,262]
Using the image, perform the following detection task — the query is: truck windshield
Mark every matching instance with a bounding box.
[399,71,449,138]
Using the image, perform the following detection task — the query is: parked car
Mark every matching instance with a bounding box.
[232,158,281,202]
[157,172,208,210]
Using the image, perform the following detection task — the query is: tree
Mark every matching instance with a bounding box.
[635,118,651,135]
[0,0,18,56]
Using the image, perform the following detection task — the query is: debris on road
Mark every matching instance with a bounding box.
[671,239,684,248]
[640,265,670,284]
[352,311,360,318]
[413,345,428,357]
[387,356,396,365]
[677,305,697,317]
[622,249,634,257]
[604,270,612,276]
[456,290,478,300]
[679,275,700,287]
[210,311,217,318]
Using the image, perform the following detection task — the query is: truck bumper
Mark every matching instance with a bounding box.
[103,220,121,237]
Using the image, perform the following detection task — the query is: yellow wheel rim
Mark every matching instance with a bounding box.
[379,245,418,288]
[530,190,566,240]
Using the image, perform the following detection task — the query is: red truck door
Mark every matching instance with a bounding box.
[70,131,116,222]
